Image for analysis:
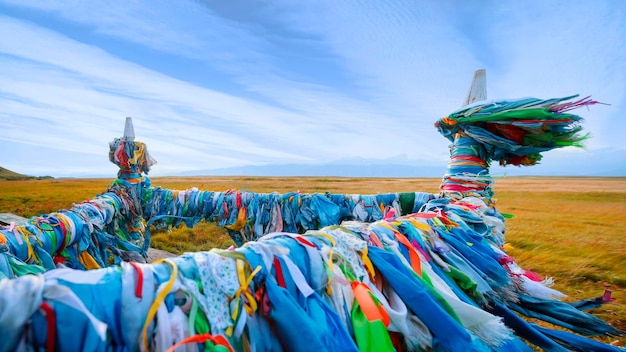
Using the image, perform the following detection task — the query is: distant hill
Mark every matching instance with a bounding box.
[0,167,53,180]
[0,167,33,180]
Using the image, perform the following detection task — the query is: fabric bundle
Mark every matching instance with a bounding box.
[109,135,156,182]
[0,181,435,276]
[1,196,622,351]
[439,134,494,200]
[435,95,600,167]
[0,181,150,279]
[142,187,435,245]
[437,95,602,203]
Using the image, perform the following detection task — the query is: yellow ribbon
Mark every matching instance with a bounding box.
[17,227,37,264]
[227,260,261,336]
[140,259,178,351]
[325,248,335,295]
[405,218,432,233]
[360,246,376,280]
[225,206,247,232]
[79,251,101,270]
[128,141,146,165]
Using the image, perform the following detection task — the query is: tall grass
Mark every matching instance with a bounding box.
[1,176,624,333]
[0,178,115,216]
[492,177,626,331]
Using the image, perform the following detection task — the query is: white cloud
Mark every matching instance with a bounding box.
[0,1,624,177]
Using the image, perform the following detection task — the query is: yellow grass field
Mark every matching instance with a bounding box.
[1,176,625,335]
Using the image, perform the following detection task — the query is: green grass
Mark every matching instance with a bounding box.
[150,222,235,252]
[1,176,624,337]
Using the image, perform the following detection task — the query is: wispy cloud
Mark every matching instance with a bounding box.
[0,15,313,173]
[0,0,624,177]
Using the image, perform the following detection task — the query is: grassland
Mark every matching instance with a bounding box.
[0,176,624,335]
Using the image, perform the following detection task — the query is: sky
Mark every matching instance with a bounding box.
[1,0,625,178]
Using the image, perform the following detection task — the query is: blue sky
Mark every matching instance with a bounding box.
[1,0,625,178]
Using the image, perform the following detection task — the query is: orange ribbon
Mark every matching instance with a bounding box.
[351,282,390,327]
[165,333,235,352]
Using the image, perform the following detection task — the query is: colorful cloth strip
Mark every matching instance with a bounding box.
[0,197,622,351]
[435,95,600,167]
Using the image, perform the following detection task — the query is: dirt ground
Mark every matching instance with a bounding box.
[147,247,176,262]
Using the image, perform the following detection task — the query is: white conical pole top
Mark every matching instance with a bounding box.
[123,116,135,141]
[462,69,487,107]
